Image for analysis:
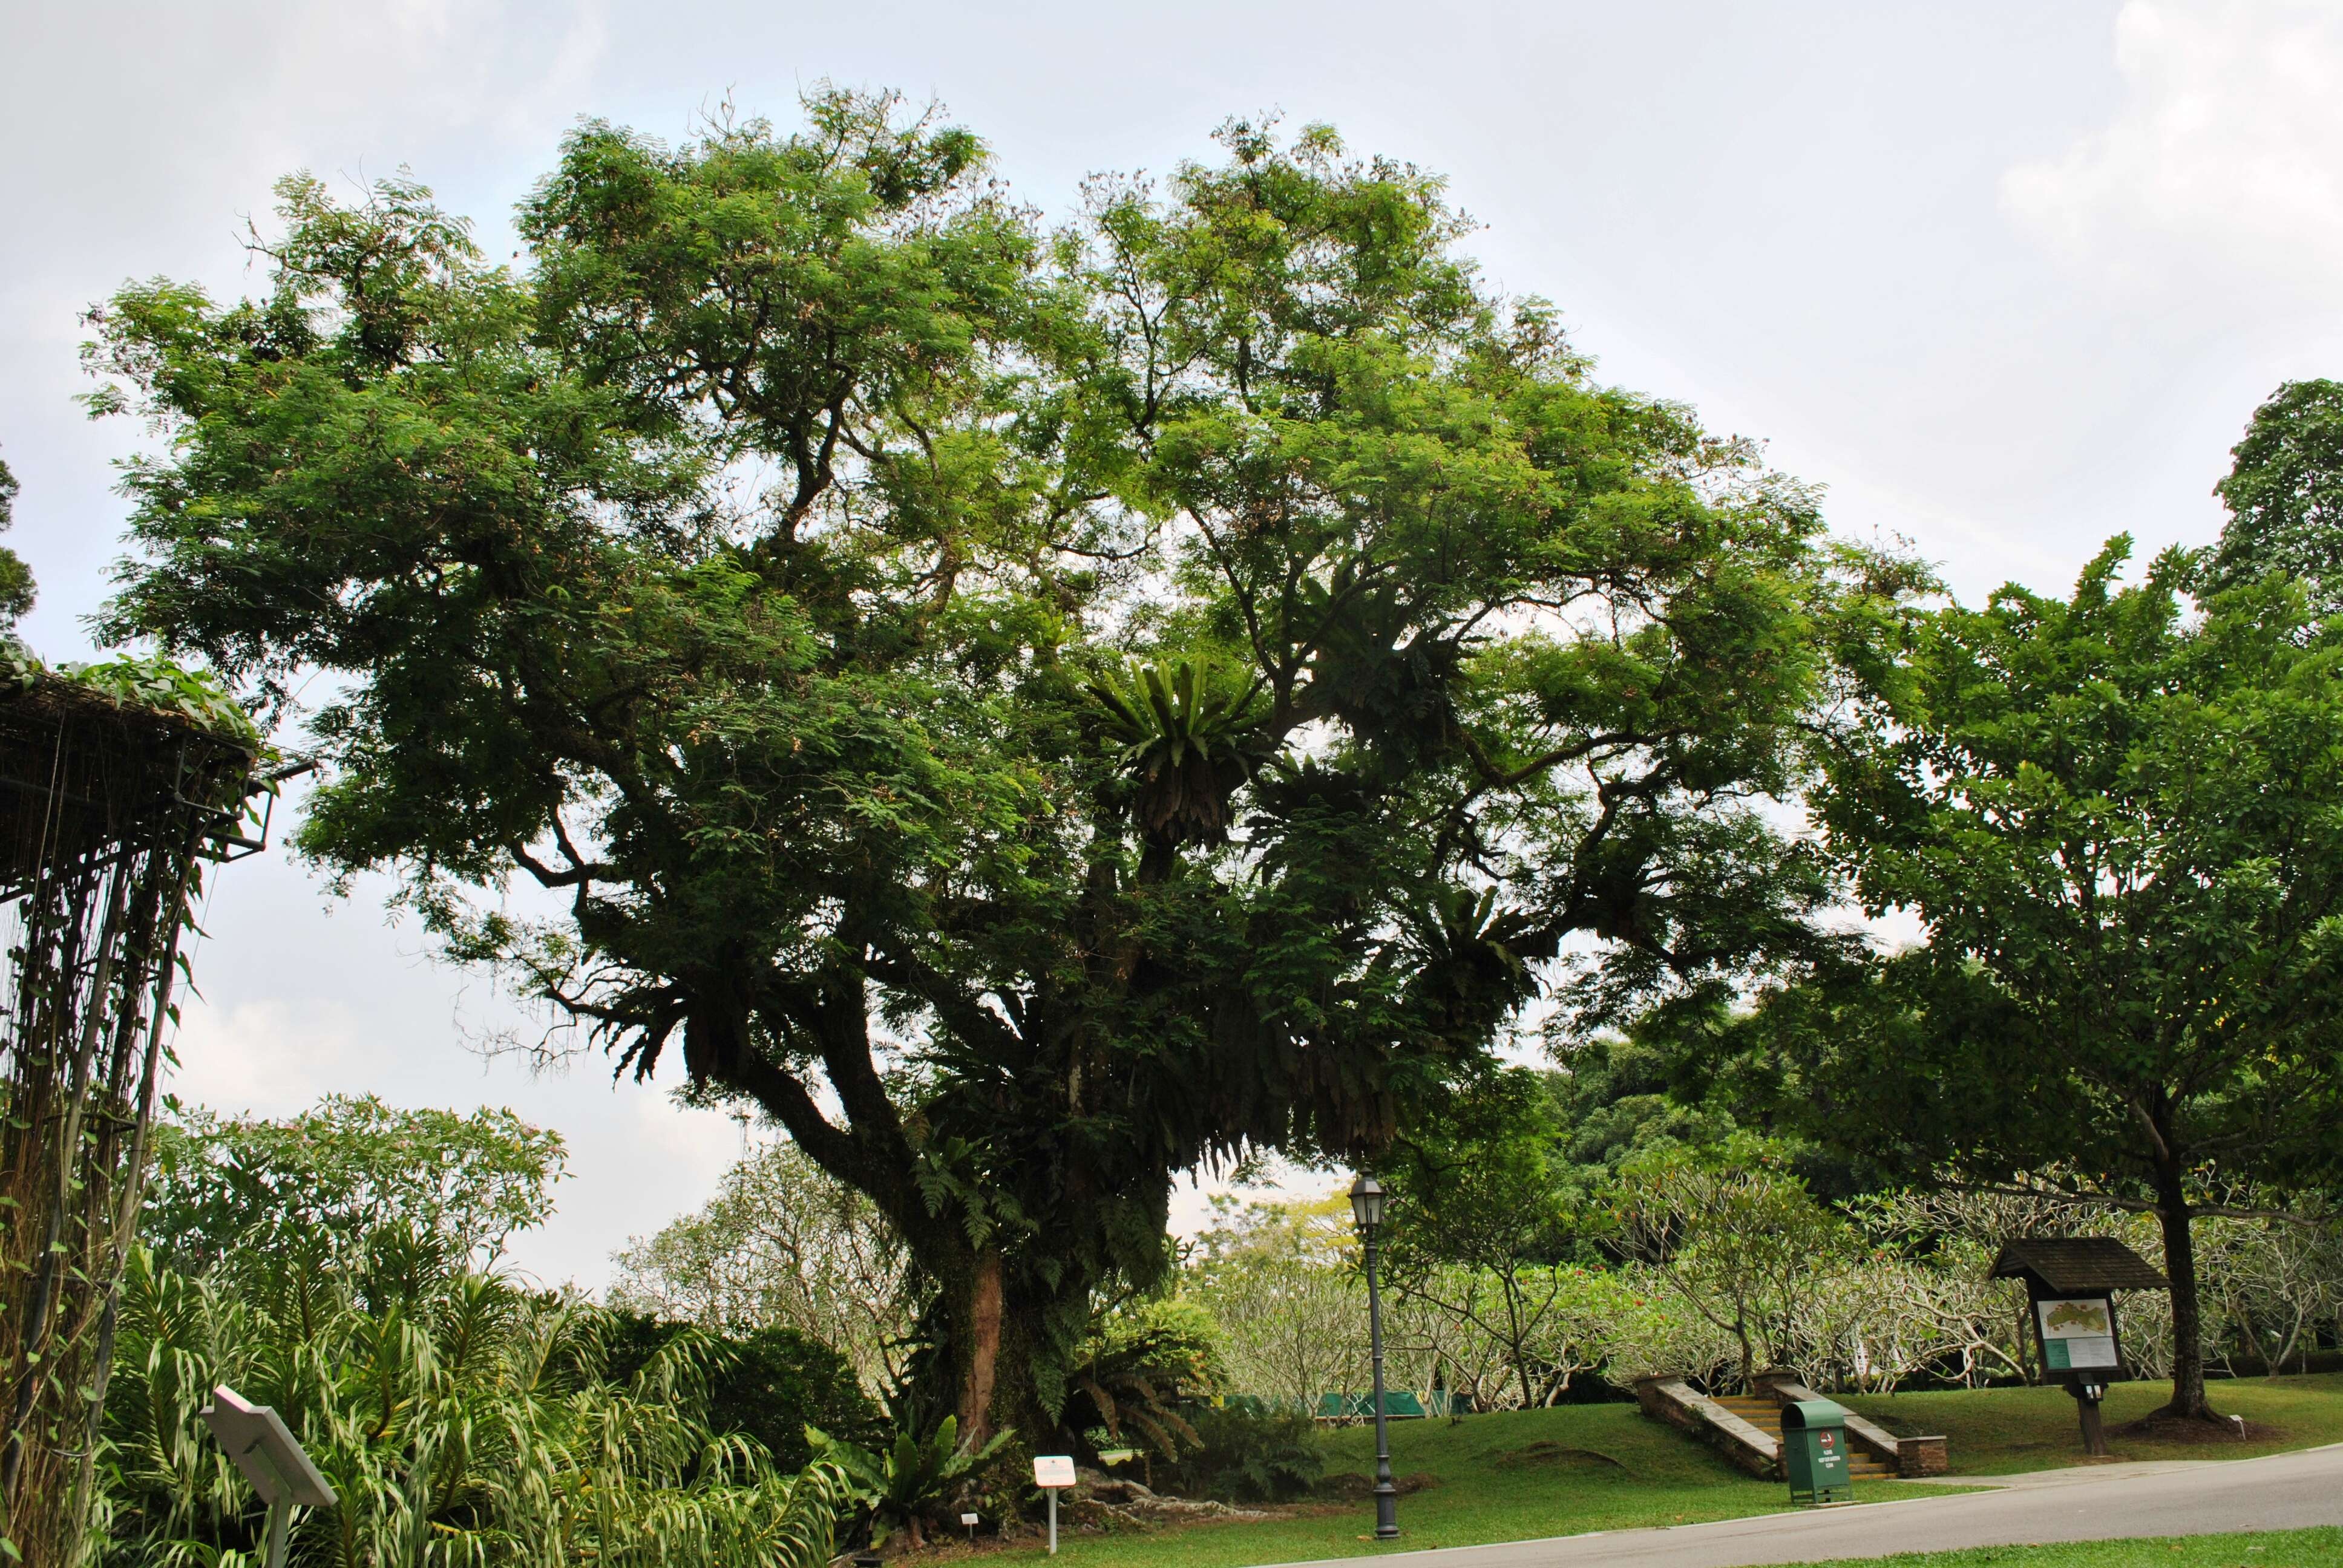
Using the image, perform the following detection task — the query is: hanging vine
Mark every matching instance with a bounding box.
[0,655,272,1564]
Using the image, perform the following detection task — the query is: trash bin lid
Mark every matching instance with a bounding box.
[1780,1399,1849,1429]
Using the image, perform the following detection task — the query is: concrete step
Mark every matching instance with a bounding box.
[1711,1396,1896,1479]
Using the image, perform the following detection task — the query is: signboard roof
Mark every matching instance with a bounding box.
[1989,1238,2167,1295]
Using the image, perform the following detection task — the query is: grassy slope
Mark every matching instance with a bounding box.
[998,1402,1945,1567]
[1801,1528,2343,1567]
[1841,1374,2343,1474]
[988,1376,2343,1567]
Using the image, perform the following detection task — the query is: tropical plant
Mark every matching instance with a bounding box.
[804,1414,1011,1550]
[96,1233,847,1567]
[1062,1297,1221,1464]
[1156,1406,1324,1503]
[1086,658,1273,853]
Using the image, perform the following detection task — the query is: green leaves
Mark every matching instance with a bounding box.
[84,94,1868,1437]
[804,1414,1011,1547]
[143,1095,568,1276]
[98,1240,850,1567]
[1086,657,1272,846]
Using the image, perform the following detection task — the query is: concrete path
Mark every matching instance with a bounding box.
[1278,1443,2343,1568]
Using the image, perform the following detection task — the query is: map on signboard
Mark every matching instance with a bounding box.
[2037,1296,2119,1369]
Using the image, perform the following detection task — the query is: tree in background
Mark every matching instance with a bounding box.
[0,451,33,629]
[1377,1070,1594,1407]
[88,94,1870,1442]
[1183,1197,1364,1411]
[143,1094,565,1275]
[612,1140,912,1393]
[2202,379,2343,618]
[1605,1135,1847,1391]
[1715,540,2343,1422]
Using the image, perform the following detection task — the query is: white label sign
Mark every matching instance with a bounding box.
[1033,1455,1076,1488]
[2037,1297,2119,1370]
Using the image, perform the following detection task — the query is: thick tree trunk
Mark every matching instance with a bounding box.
[2151,1168,2222,1422]
[957,1249,1007,1443]
[934,1244,1075,1462]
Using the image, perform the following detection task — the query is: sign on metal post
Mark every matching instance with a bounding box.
[1034,1454,1076,1555]
[201,1385,336,1568]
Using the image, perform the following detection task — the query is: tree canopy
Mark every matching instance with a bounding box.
[0,451,32,630]
[143,1094,568,1274]
[1703,538,2343,1419]
[2203,379,2343,619]
[88,93,1878,1442]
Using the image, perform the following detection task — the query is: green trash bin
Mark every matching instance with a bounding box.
[1780,1399,1854,1506]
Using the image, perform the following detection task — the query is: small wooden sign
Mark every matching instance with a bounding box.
[1033,1454,1076,1488]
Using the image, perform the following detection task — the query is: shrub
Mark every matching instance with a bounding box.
[95,1235,845,1566]
[606,1313,883,1471]
[1063,1297,1224,1462]
[1156,1405,1325,1503]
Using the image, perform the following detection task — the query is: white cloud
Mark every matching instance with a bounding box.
[2003,1,2343,302]
[166,995,370,1116]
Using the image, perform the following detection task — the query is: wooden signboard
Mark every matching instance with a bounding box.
[1990,1238,2168,1457]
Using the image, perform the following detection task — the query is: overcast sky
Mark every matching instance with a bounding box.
[5,0,2341,1289]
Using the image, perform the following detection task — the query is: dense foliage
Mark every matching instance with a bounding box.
[1699,540,2343,1418]
[97,1235,845,1567]
[87,93,1872,1440]
[605,1314,883,1472]
[2203,379,2343,619]
[0,451,30,629]
[144,1094,567,1275]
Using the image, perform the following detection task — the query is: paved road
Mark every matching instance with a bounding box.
[1279,1444,2343,1568]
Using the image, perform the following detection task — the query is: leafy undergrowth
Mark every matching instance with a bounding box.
[983,1402,1945,1567]
[1800,1527,2343,1567]
[1843,1373,2343,1475]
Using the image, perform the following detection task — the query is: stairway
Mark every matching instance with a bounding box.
[1711,1393,1896,1481]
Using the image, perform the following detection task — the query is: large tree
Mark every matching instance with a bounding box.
[88,96,1859,1445]
[1709,541,2343,1422]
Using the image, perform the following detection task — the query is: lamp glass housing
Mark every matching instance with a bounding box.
[1348,1174,1387,1234]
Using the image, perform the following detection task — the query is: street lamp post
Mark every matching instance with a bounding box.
[1349,1174,1400,1541]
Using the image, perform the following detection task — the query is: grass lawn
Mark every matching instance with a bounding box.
[1799,1527,2343,1567]
[970,1376,2343,1568]
[1842,1374,2343,1474]
[988,1402,1950,1567]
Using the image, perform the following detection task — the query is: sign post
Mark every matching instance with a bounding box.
[1034,1454,1076,1555]
[200,1385,337,1568]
